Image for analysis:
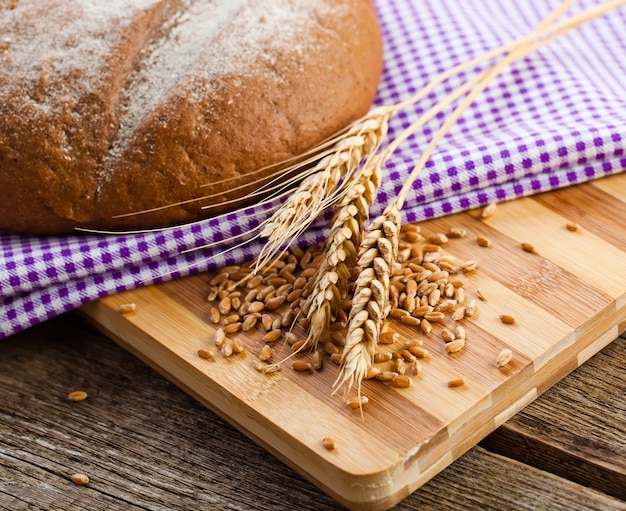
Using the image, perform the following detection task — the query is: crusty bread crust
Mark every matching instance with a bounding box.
[0,0,383,234]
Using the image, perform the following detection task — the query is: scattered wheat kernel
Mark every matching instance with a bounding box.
[379,331,399,344]
[231,296,241,310]
[445,338,465,353]
[389,307,409,319]
[393,375,412,388]
[496,348,514,367]
[253,359,267,372]
[428,233,449,245]
[441,328,455,342]
[403,339,423,349]
[292,360,312,372]
[476,288,487,301]
[70,473,90,486]
[330,353,343,365]
[221,341,233,357]
[427,270,449,282]
[375,370,398,382]
[400,315,420,327]
[401,223,420,233]
[241,314,258,332]
[422,243,442,254]
[322,437,336,451]
[460,260,478,273]
[346,396,369,409]
[263,330,282,343]
[246,275,264,288]
[312,351,323,370]
[223,322,242,334]
[223,313,240,325]
[447,377,466,388]
[247,301,265,314]
[409,360,422,377]
[420,319,432,334]
[265,295,286,311]
[263,363,282,374]
[521,241,538,254]
[480,202,497,219]
[218,297,232,315]
[409,346,430,358]
[394,359,407,375]
[324,341,339,356]
[261,314,274,331]
[373,352,393,363]
[454,287,466,303]
[68,390,88,402]
[566,222,581,232]
[466,299,477,317]
[210,272,229,286]
[281,310,295,328]
[404,231,421,243]
[476,236,492,248]
[401,349,417,363]
[214,328,226,347]
[197,349,215,361]
[499,314,516,325]
[209,307,221,324]
[424,311,445,323]
[116,303,136,314]
[259,345,272,362]
[447,227,467,238]
[291,339,311,352]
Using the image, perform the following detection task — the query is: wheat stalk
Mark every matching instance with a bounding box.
[301,153,384,346]
[332,0,626,397]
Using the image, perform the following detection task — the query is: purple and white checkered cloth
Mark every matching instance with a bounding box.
[2,0,625,339]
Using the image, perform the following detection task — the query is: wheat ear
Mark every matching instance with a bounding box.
[301,153,384,346]
[333,203,400,393]
[254,108,391,271]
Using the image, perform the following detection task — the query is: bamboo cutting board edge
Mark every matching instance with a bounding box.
[78,173,626,511]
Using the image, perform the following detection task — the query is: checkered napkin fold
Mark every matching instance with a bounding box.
[1,0,625,338]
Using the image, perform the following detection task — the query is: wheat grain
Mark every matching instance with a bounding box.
[322,437,336,450]
[68,390,88,402]
[566,221,581,232]
[447,377,466,388]
[499,314,517,324]
[496,348,514,367]
[116,303,136,314]
[480,203,497,219]
[70,473,90,486]
[197,349,215,361]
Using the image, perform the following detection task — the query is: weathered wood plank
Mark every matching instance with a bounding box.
[481,333,626,501]
[1,315,625,511]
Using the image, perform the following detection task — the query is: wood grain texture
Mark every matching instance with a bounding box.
[79,173,626,510]
[1,315,625,511]
[481,334,626,501]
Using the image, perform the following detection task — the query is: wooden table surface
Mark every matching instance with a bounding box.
[1,312,624,510]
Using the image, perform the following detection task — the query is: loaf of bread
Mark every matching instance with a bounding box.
[0,0,383,234]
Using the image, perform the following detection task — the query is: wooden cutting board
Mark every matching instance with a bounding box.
[79,172,626,511]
